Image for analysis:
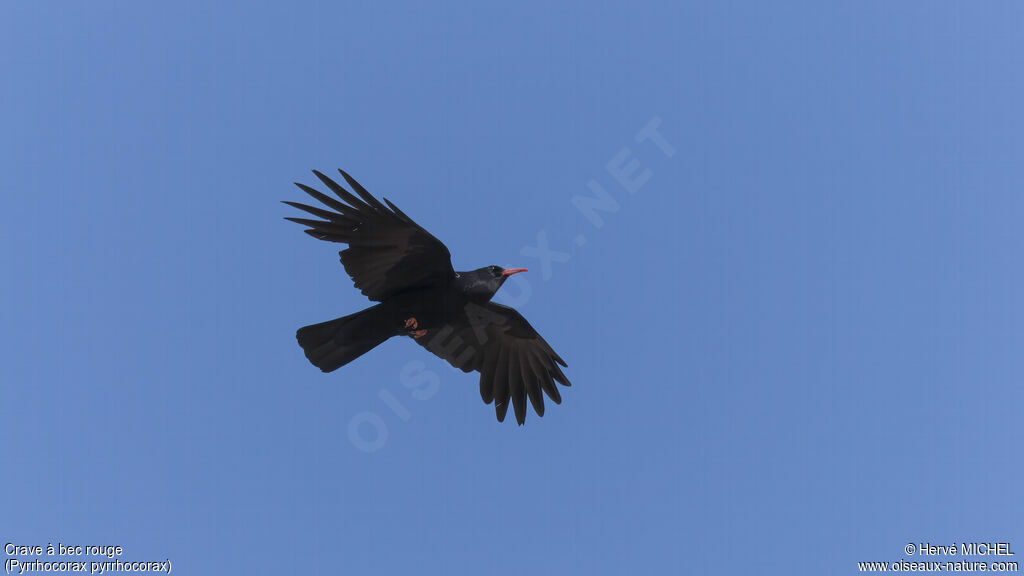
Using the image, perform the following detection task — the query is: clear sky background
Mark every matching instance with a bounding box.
[3,2,1022,574]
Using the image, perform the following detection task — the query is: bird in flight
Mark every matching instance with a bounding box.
[284,169,571,425]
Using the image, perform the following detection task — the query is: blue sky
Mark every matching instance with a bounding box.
[3,2,1022,574]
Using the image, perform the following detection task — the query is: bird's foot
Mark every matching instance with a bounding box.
[411,329,427,339]
[404,317,419,330]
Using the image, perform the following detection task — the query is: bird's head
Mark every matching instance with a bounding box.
[458,266,528,300]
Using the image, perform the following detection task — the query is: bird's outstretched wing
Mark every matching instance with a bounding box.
[415,302,571,425]
[285,170,455,301]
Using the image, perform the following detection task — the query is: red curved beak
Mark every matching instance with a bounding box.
[501,268,528,277]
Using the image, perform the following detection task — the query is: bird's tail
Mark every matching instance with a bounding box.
[296,304,394,372]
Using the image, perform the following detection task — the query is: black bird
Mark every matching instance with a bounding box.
[285,169,571,425]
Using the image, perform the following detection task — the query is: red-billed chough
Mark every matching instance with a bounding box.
[285,169,571,425]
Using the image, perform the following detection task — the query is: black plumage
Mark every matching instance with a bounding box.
[285,169,571,425]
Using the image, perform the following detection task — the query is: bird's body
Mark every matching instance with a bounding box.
[285,169,571,424]
[375,283,454,332]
